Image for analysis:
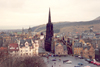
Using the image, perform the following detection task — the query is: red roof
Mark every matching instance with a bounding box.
[9,43,19,51]
[0,47,8,51]
[9,43,18,47]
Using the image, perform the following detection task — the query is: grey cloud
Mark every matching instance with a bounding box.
[0,0,25,8]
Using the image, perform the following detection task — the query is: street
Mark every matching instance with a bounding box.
[42,56,99,67]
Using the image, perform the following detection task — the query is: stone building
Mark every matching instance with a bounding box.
[51,37,68,56]
[45,8,53,51]
[73,42,83,56]
[73,39,95,59]
[82,43,95,59]
[55,41,67,56]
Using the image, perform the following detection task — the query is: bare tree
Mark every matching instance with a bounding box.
[0,56,47,67]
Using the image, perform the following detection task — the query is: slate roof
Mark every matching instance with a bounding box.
[74,41,92,50]
[20,40,25,47]
[55,42,67,51]
[83,45,91,50]
[87,46,91,50]
[20,39,33,47]
[74,42,83,47]
[83,46,87,50]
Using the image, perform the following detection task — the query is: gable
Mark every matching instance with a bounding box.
[79,39,85,44]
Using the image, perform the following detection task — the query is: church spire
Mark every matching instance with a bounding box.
[48,8,51,23]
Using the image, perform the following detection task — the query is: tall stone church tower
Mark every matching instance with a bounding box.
[45,8,53,51]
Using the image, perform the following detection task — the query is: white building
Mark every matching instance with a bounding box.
[18,38,39,57]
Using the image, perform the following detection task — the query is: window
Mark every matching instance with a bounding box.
[26,53,28,55]
[10,47,15,49]
[16,47,18,49]
[25,50,28,52]
[26,46,29,48]
[58,52,60,54]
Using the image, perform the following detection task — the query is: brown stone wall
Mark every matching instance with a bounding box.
[74,47,83,55]
[55,44,63,55]
[83,49,89,59]
[55,44,67,55]
[88,46,95,59]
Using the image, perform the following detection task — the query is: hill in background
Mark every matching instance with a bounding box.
[30,19,100,34]
[1,16,100,34]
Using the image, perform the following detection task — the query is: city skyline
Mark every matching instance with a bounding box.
[0,0,100,29]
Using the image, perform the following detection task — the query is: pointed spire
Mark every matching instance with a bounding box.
[48,8,51,23]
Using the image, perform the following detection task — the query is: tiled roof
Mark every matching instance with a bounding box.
[0,47,8,51]
[9,43,18,47]
[9,43,19,51]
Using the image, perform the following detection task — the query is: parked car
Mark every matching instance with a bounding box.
[51,55,53,57]
[52,55,56,57]
[75,55,79,57]
[78,56,84,59]
[59,59,61,61]
[91,61,94,64]
[52,59,56,61]
[65,60,72,64]
[85,58,88,61]
[74,65,81,67]
[94,62,100,66]
[42,54,46,57]
[63,60,69,63]
[85,59,92,63]
[53,55,58,57]
[91,59,97,64]
[78,63,83,66]
[84,65,90,67]
[49,54,51,56]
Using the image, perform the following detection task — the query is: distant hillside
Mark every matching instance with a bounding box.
[2,16,100,34]
[29,20,100,34]
[94,16,100,20]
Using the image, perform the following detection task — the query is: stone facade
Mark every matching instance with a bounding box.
[55,43,67,55]
[74,47,83,56]
[73,39,95,59]
[45,8,53,51]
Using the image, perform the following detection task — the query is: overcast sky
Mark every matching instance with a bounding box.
[0,0,100,29]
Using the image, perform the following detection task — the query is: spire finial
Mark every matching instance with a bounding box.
[48,8,51,23]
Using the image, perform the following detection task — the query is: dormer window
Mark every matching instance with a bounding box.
[21,44,23,45]
[16,47,18,49]
[25,42,29,45]
[10,47,15,49]
[25,46,28,48]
